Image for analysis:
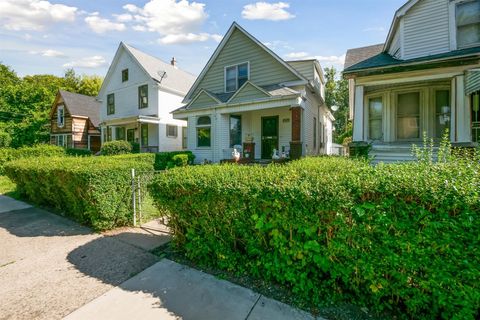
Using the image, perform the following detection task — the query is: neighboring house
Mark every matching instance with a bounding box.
[173,22,333,163]
[343,0,480,162]
[98,42,196,152]
[50,90,101,151]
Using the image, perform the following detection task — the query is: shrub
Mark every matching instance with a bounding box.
[149,156,480,319]
[172,154,188,167]
[4,154,155,230]
[0,144,66,174]
[154,151,195,170]
[66,148,92,157]
[101,140,132,156]
[131,142,140,153]
[0,132,12,148]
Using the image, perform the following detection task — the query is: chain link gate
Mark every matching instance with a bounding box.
[131,168,167,227]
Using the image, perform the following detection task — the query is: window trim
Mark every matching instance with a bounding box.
[366,95,384,142]
[449,0,480,50]
[224,62,250,93]
[196,115,212,148]
[107,93,115,115]
[138,84,149,109]
[166,124,178,138]
[182,126,188,149]
[57,105,65,128]
[394,90,423,141]
[122,69,129,82]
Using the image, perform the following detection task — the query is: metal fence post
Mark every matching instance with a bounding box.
[131,168,136,227]
[137,176,142,224]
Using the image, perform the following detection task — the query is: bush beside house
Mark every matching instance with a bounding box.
[100,140,133,155]
[149,156,480,320]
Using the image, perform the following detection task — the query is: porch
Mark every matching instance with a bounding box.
[101,116,162,153]
[352,72,479,162]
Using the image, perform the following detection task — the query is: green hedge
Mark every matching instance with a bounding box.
[149,156,480,319]
[154,151,195,170]
[0,144,66,174]
[4,154,155,230]
[101,140,132,155]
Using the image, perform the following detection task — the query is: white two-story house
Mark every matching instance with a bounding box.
[172,23,334,163]
[344,0,480,162]
[98,42,196,152]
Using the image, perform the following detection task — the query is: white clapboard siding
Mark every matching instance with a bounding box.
[403,0,450,60]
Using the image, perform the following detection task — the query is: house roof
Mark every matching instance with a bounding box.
[343,46,480,74]
[182,22,306,103]
[58,90,100,127]
[344,44,385,69]
[123,43,196,94]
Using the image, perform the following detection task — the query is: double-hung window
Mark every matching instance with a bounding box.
[107,93,115,115]
[225,63,249,92]
[122,69,129,82]
[57,105,65,128]
[368,97,383,141]
[197,116,211,147]
[456,0,480,48]
[166,125,178,138]
[138,85,148,109]
[115,127,126,140]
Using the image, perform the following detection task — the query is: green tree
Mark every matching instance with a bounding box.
[78,75,102,96]
[324,66,351,144]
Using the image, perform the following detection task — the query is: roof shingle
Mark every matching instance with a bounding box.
[59,90,100,127]
[344,44,384,70]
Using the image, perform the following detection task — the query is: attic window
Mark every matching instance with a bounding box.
[122,69,129,82]
[456,0,480,48]
[57,105,65,128]
[225,63,249,92]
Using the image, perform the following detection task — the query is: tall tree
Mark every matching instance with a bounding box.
[323,66,351,144]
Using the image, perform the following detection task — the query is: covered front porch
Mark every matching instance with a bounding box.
[100,115,161,153]
[352,70,479,161]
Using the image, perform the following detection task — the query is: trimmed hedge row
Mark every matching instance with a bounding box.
[0,145,91,174]
[149,156,480,319]
[4,154,155,230]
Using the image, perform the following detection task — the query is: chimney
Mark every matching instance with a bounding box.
[171,57,177,68]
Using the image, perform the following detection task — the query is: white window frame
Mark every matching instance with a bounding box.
[57,105,65,128]
[196,115,212,148]
[224,62,250,93]
[166,124,178,138]
[449,0,480,50]
[53,134,71,148]
[365,94,385,142]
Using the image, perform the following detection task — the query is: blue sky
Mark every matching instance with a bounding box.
[0,0,406,77]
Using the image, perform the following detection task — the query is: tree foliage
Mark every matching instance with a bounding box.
[324,66,351,144]
[0,64,103,147]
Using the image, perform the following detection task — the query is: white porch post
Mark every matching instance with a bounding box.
[353,85,365,141]
[455,75,471,142]
[450,78,457,142]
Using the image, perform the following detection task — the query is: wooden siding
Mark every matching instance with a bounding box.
[188,91,219,110]
[388,29,402,59]
[287,61,314,80]
[229,83,270,104]
[50,101,73,134]
[403,0,450,59]
[191,28,300,98]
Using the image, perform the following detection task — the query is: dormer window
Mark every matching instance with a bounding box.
[456,0,480,49]
[122,69,129,82]
[57,105,64,128]
[225,62,249,92]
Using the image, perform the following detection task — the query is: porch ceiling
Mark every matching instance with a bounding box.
[365,79,451,93]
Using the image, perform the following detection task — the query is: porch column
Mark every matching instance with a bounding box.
[290,105,302,160]
[455,75,471,142]
[352,85,364,141]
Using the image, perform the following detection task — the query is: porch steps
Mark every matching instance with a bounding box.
[370,144,438,164]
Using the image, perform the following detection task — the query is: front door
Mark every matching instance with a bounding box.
[261,116,279,159]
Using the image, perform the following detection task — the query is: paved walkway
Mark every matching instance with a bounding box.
[0,196,320,320]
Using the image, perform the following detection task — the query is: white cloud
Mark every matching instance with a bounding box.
[242,2,295,21]
[159,32,222,44]
[63,55,107,68]
[363,26,386,33]
[314,54,346,67]
[29,49,66,57]
[284,52,309,59]
[123,0,218,44]
[0,0,77,31]
[85,15,126,33]
[114,13,133,22]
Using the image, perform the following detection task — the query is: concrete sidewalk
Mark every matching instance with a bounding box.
[64,259,320,320]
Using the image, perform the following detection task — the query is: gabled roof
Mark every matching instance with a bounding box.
[384,0,421,51]
[227,81,271,103]
[54,90,100,127]
[344,44,384,69]
[182,22,306,103]
[185,89,221,109]
[98,42,196,97]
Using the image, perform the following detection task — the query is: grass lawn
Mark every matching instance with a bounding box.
[0,175,19,198]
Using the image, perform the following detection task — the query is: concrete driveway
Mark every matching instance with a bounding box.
[0,196,166,320]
